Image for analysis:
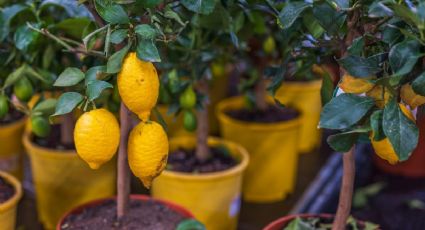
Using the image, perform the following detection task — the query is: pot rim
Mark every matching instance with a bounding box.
[0,171,22,212]
[263,213,335,230]
[215,96,301,131]
[0,115,27,131]
[280,78,323,91]
[23,132,77,157]
[56,194,195,230]
[159,136,249,181]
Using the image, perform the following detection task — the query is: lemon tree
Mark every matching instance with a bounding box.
[274,0,425,228]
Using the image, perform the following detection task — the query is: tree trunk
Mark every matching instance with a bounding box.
[254,76,267,111]
[195,79,211,162]
[332,147,356,230]
[60,113,74,146]
[117,103,131,218]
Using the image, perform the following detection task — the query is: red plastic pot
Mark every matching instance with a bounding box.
[263,214,334,230]
[374,111,425,177]
[56,194,194,230]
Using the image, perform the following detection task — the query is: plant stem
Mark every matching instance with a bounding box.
[60,113,74,146]
[254,76,267,111]
[332,146,355,230]
[117,103,131,218]
[195,79,211,162]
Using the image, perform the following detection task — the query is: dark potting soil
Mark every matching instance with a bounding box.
[0,176,14,203]
[60,199,187,230]
[167,147,237,173]
[32,124,75,150]
[353,171,425,230]
[283,217,374,230]
[0,107,25,125]
[225,105,299,123]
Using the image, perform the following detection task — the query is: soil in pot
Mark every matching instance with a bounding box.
[32,124,74,150]
[279,216,375,230]
[0,108,25,125]
[166,146,237,173]
[60,199,187,230]
[0,176,14,203]
[225,105,299,123]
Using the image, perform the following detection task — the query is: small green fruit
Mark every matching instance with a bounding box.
[183,110,197,132]
[31,116,51,138]
[14,77,33,102]
[179,86,196,109]
[263,36,276,55]
[0,95,9,119]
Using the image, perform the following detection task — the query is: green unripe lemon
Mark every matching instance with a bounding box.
[179,87,196,109]
[183,110,197,132]
[31,116,51,138]
[0,95,9,119]
[263,36,276,55]
[14,77,33,102]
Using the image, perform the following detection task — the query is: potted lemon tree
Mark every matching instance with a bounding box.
[150,1,250,230]
[263,0,425,229]
[34,1,202,229]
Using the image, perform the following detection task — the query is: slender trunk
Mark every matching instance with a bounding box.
[117,103,131,218]
[332,147,356,230]
[61,113,74,146]
[195,79,210,162]
[254,76,267,111]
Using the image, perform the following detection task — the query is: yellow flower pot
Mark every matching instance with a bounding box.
[0,117,26,180]
[275,80,322,153]
[23,133,116,230]
[0,171,22,230]
[151,136,249,230]
[216,96,301,202]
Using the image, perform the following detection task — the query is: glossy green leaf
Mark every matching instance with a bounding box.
[95,0,129,24]
[181,0,216,15]
[278,1,311,29]
[327,131,359,152]
[33,99,58,116]
[335,0,349,9]
[389,40,422,76]
[338,55,381,78]
[55,18,91,38]
[319,94,375,130]
[135,24,157,40]
[136,39,161,62]
[312,2,346,35]
[52,92,83,116]
[26,66,52,84]
[368,1,393,18]
[106,44,130,73]
[164,8,186,26]
[0,4,28,42]
[348,37,364,56]
[54,68,85,87]
[2,64,27,89]
[13,24,39,51]
[283,217,312,230]
[370,110,385,141]
[386,3,422,27]
[302,12,324,38]
[110,29,128,44]
[85,66,107,85]
[383,99,419,161]
[176,219,206,230]
[320,72,334,106]
[86,80,113,101]
[412,71,425,96]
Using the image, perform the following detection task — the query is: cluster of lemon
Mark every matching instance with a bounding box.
[339,74,423,164]
[74,52,168,188]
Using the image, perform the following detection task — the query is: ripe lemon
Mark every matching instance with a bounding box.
[118,52,159,120]
[370,103,414,164]
[400,84,425,109]
[74,108,120,169]
[128,121,168,188]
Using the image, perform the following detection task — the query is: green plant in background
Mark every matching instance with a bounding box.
[269,0,425,228]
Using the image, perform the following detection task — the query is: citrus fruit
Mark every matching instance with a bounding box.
[74,108,120,169]
[211,62,225,78]
[400,84,425,109]
[118,52,159,120]
[183,110,197,132]
[31,116,51,138]
[338,74,375,94]
[179,86,196,109]
[128,121,168,188]
[263,36,276,54]
[0,95,9,119]
[14,77,33,102]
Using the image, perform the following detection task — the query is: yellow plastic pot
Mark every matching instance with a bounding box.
[216,96,301,203]
[151,136,249,230]
[23,133,116,230]
[154,105,194,137]
[0,117,26,180]
[0,171,22,230]
[275,79,322,153]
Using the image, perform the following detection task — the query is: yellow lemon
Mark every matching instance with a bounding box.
[74,108,120,169]
[128,121,168,188]
[400,84,425,109]
[118,52,159,120]
[366,85,391,108]
[339,74,375,94]
[370,103,414,164]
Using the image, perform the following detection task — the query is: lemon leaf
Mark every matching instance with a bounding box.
[136,39,161,62]
[412,71,425,96]
[86,80,113,101]
[52,92,83,117]
[176,219,206,230]
[106,44,130,73]
[181,0,216,15]
[278,2,311,30]
[54,67,85,87]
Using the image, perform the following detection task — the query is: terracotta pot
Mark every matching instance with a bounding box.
[373,111,425,177]
[56,194,194,230]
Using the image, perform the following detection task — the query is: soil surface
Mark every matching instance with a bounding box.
[225,105,298,123]
[0,176,14,203]
[32,124,74,150]
[167,146,237,173]
[60,199,187,230]
[0,107,25,125]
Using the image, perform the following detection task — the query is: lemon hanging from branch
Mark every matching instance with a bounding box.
[128,121,168,188]
[74,109,120,169]
[118,52,159,121]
